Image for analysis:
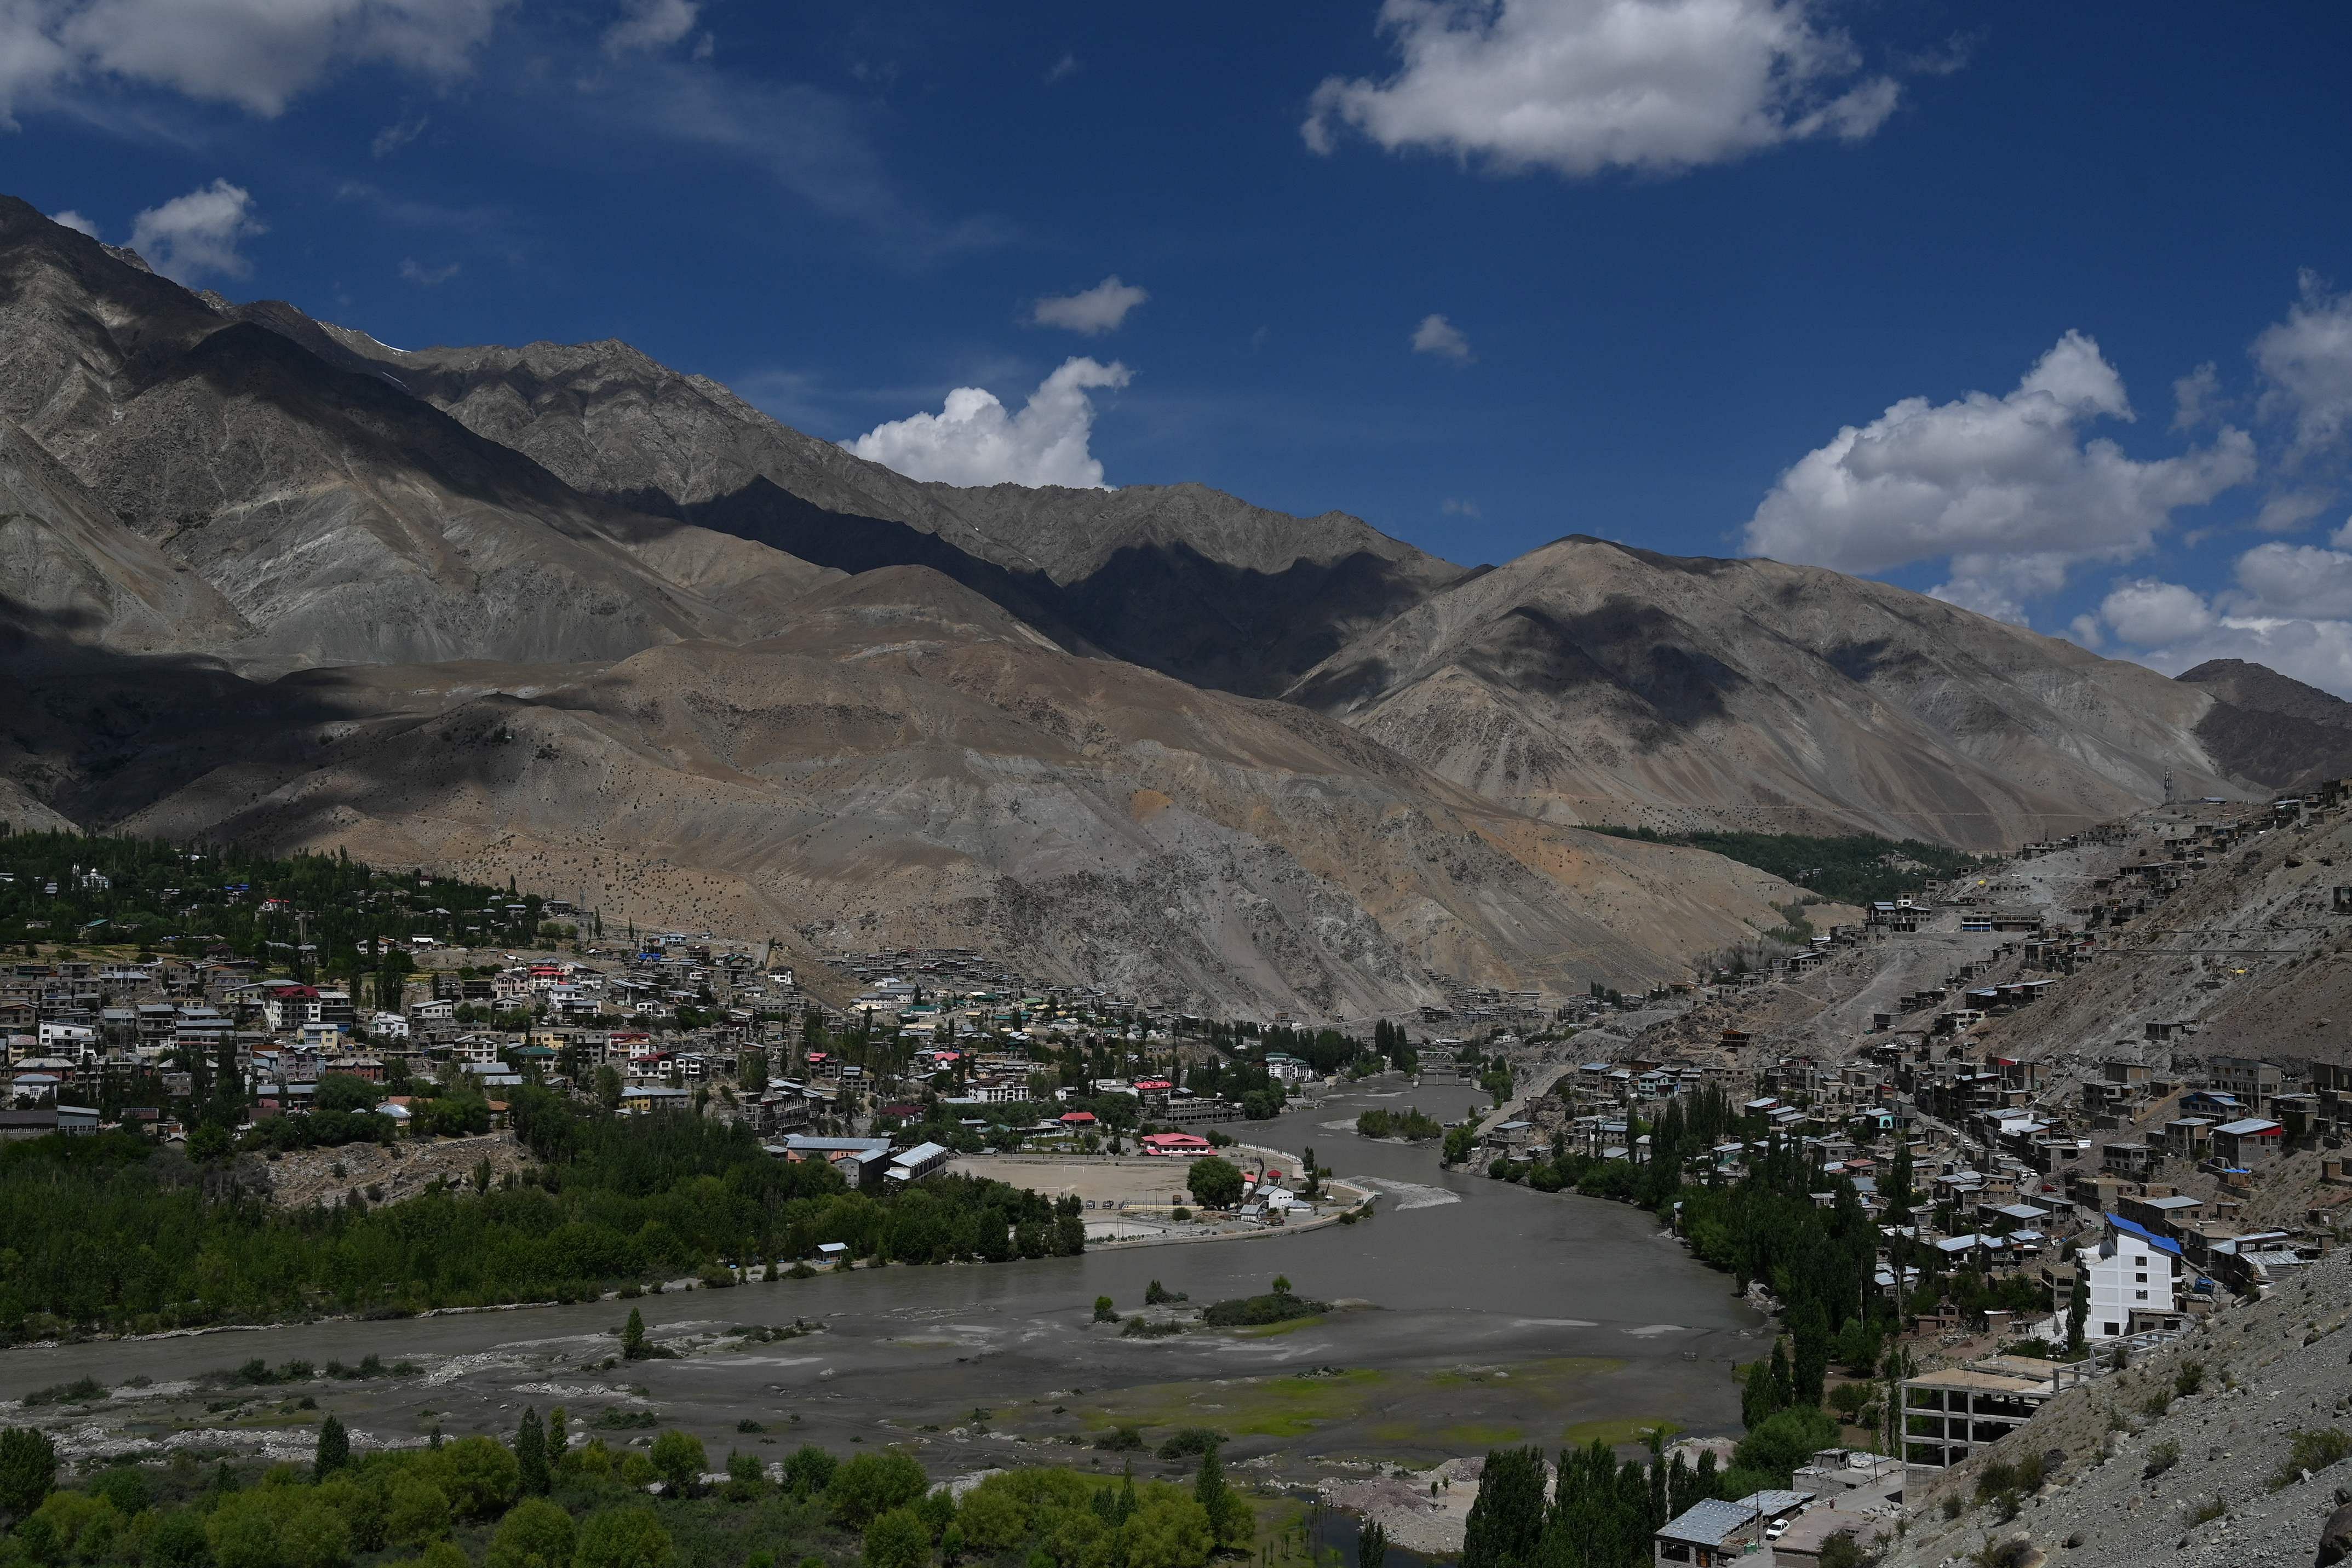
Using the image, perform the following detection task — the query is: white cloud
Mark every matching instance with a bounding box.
[0,0,510,123]
[398,257,460,286]
[1045,51,1079,84]
[845,358,1132,489]
[2252,489,2333,534]
[372,112,428,157]
[2098,578,2215,646]
[2255,270,2352,462]
[1031,276,1148,335]
[2082,538,2352,699]
[603,0,696,58]
[128,179,264,284]
[2228,542,2352,621]
[49,208,97,237]
[2098,602,2352,699]
[2171,361,2219,432]
[1413,312,1472,362]
[1744,330,2255,618]
[1304,0,1903,178]
[1441,497,1481,517]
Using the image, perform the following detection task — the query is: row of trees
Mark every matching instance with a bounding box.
[0,1088,1082,1342]
[0,1397,1247,1568]
[0,830,575,979]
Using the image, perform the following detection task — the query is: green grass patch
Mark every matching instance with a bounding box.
[1059,1368,1387,1440]
[1364,1421,1524,1446]
[1560,1416,1682,1449]
[1233,1315,1327,1338]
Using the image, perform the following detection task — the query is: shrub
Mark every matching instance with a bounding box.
[783,1445,838,1499]
[486,1498,576,1568]
[2173,1360,2206,1398]
[22,1376,107,1407]
[1156,1429,1224,1461]
[0,1426,56,1518]
[429,1436,520,1520]
[574,1506,675,1568]
[2190,1496,2227,1525]
[864,1506,931,1568]
[1093,1427,1145,1452]
[388,1478,453,1546]
[827,1452,928,1527]
[2143,1440,2180,1480]
[724,1451,765,1503]
[148,1508,212,1568]
[1093,1297,1118,1323]
[2269,1427,2352,1491]
[649,1431,708,1495]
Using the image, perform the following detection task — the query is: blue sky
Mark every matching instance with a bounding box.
[10,2,2352,687]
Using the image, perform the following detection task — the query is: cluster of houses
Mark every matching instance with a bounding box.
[1497,1009,2344,1473]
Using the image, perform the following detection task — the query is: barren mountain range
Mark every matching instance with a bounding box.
[0,192,2326,1015]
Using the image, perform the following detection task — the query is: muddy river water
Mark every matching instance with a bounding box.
[0,1078,1764,1480]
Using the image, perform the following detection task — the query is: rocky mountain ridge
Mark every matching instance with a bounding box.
[1285,536,2246,851]
[1,190,2339,1016]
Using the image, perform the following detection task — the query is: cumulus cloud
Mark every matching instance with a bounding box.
[2078,529,2352,698]
[2228,541,2352,621]
[1304,0,1903,177]
[49,208,97,237]
[2171,361,2220,432]
[1743,330,2255,621]
[1031,276,1148,335]
[2255,271,2352,462]
[0,0,511,123]
[1413,313,1473,362]
[845,358,1132,489]
[603,0,696,57]
[2085,585,2352,698]
[128,179,265,284]
[2098,578,2216,646]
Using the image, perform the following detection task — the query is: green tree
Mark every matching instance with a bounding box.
[828,1452,930,1528]
[573,1506,675,1568]
[2066,1265,2090,1358]
[515,1408,549,1496]
[1459,1446,1545,1568]
[621,1308,649,1360]
[546,1407,569,1474]
[280,1500,353,1568]
[0,1426,58,1520]
[148,1508,213,1568]
[724,1450,765,1503]
[433,1434,521,1520]
[1186,1157,1243,1209]
[387,1477,452,1546]
[486,1498,576,1568]
[649,1429,708,1495]
[595,1065,623,1111]
[1358,1519,1389,1568]
[783,1445,839,1498]
[314,1413,351,1480]
[1192,1441,1247,1549]
[863,1506,931,1568]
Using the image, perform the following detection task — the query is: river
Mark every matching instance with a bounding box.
[0,1076,1764,1480]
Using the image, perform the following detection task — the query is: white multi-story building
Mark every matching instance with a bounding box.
[2086,1214,2185,1340]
